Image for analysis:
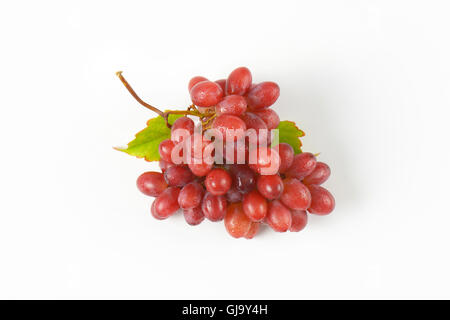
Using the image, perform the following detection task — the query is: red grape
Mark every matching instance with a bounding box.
[240,112,269,145]
[190,81,224,107]
[277,143,294,173]
[228,164,256,194]
[290,210,308,232]
[151,201,165,220]
[201,192,227,221]
[137,171,168,197]
[256,174,283,200]
[243,190,268,221]
[248,147,280,175]
[164,165,194,187]
[280,178,311,210]
[171,116,195,143]
[226,67,252,96]
[253,108,280,130]
[302,162,331,185]
[222,140,249,164]
[188,160,213,177]
[212,114,247,141]
[205,168,232,195]
[286,152,317,180]
[247,82,280,110]
[224,203,253,238]
[183,206,205,226]
[153,187,181,218]
[216,95,247,116]
[215,79,226,92]
[178,181,204,209]
[226,186,243,203]
[266,200,292,232]
[159,159,175,173]
[307,185,335,215]
[158,139,176,163]
[244,222,260,239]
[188,76,208,91]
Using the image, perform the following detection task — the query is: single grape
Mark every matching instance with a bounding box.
[153,187,181,218]
[302,162,331,185]
[205,168,232,195]
[164,165,194,187]
[277,143,294,174]
[244,222,260,239]
[228,164,256,193]
[243,190,268,222]
[266,200,292,232]
[190,81,224,107]
[222,140,249,164]
[171,117,195,143]
[137,171,168,197]
[212,114,247,141]
[226,67,252,96]
[248,147,280,175]
[159,159,175,173]
[183,206,205,226]
[188,160,213,177]
[151,201,165,220]
[226,186,243,203]
[186,133,213,160]
[256,174,283,200]
[158,139,176,163]
[246,82,280,110]
[178,181,204,209]
[280,178,311,210]
[188,76,208,91]
[307,185,335,215]
[290,210,308,232]
[201,192,227,221]
[224,203,253,238]
[286,152,317,180]
[240,112,269,145]
[253,108,280,130]
[215,95,247,116]
[215,79,226,93]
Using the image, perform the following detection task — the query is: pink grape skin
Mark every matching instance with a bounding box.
[187,133,212,160]
[222,140,249,164]
[253,108,280,130]
[205,168,232,196]
[171,117,195,143]
[183,206,205,226]
[224,203,253,238]
[164,165,194,187]
[190,81,224,107]
[159,159,175,173]
[307,185,335,215]
[228,164,256,194]
[246,81,280,110]
[226,187,243,203]
[151,201,165,220]
[290,210,308,232]
[243,190,268,222]
[188,160,213,177]
[277,143,294,174]
[280,178,311,210]
[153,187,181,219]
[212,114,247,141]
[178,181,204,209]
[302,162,331,186]
[215,95,247,116]
[244,222,260,239]
[226,67,252,96]
[266,200,292,232]
[137,172,168,197]
[201,192,227,221]
[286,152,317,180]
[158,139,176,162]
[240,112,269,145]
[256,174,284,200]
[188,76,208,91]
[248,147,281,175]
[215,79,226,93]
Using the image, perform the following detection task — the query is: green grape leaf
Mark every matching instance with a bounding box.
[273,121,305,154]
[115,113,184,161]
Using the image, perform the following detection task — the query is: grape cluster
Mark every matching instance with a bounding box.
[136,67,335,239]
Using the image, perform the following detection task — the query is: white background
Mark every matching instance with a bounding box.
[1,0,449,299]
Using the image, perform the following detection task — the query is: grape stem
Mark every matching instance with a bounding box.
[116,71,215,128]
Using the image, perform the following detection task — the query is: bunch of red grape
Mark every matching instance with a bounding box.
[136,67,335,239]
